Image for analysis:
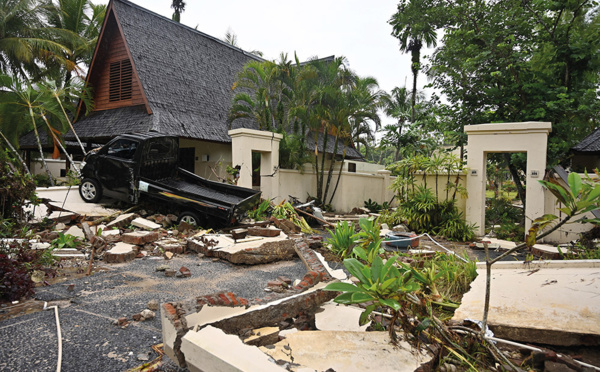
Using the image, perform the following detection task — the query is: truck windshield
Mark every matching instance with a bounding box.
[106,139,138,159]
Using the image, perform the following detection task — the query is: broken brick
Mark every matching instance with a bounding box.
[121,231,159,245]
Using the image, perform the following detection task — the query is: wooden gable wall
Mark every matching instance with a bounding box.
[87,8,146,112]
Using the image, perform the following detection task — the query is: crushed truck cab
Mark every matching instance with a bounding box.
[79,133,260,226]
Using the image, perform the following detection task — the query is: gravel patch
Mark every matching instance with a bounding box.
[0,253,308,371]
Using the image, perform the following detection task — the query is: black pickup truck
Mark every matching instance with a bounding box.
[78,133,260,226]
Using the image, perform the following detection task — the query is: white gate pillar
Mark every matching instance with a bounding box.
[229,129,282,199]
[465,122,552,237]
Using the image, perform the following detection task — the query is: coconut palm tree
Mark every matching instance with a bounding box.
[379,86,419,161]
[348,76,382,158]
[171,0,185,22]
[0,0,73,79]
[389,0,438,122]
[43,0,107,84]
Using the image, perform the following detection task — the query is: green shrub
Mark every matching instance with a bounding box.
[398,186,476,241]
[326,221,356,258]
[0,149,37,220]
[485,197,522,226]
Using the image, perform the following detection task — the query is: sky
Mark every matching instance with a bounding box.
[97,0,434,128]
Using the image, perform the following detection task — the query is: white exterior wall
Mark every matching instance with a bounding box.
[31,158,82,179]
[179,139,232,181]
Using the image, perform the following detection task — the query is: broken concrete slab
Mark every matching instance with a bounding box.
[454,260,600,346]
[104,242,137,264]
[156,238,185,254]
[261,330,430,372]
[106,213,138,229]
[27,186,119,222]
[243,326,280,346]
[187,234,295,265]
[180,326,285,372]
[121,231,159,245]
[100,229,120,238]
[131,217,162,231]
[315,301,368,332]
[64,225,85,239]
[52,248,85,258]
[247,226,281,237]
[484,237,562,259]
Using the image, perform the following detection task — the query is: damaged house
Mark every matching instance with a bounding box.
[20,0,361,178]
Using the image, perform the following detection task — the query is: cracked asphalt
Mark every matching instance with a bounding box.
[0,254,308,371]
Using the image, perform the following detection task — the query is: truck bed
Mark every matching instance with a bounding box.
[156,178,247,205]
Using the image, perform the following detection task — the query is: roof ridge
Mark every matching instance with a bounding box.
[113,0,264,62]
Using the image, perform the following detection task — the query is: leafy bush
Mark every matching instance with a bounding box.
[51,233,79,249]
[247,199,271,220]
[0,245,38,301]
[324,255,421,342]
[398,186,476,241]
[326,221,356,258]
[485,197,522,227]
[33,173,55,188]
[352,217,385,262]
[0,148,37,220]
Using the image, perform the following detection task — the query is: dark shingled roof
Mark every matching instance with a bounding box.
[572,128,600,153]
[69,0,259,144]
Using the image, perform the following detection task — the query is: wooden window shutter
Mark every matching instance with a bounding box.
[109,59,133,102]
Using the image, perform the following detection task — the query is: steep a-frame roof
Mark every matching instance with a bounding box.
[69,0,259,143]
[572,128,600,154]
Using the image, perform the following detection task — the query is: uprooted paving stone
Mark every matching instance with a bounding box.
[263,330,430,372]
[131,217,162,231]
[104,242,137,263]
[106,213,138,229]
[64,225,85,239]
[187,234,296,265]
[121,231,159,245]
[156,238,185,254]
[454,260,600,346]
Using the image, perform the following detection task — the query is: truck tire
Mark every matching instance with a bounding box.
[179,211,202,227]
[79,178,103,203]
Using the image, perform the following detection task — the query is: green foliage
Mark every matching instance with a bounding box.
[495,223,525,242]
[325,221,356,258]
[559,242,600,260]
[485,197,522,227]
[365,198,388,213]
[352,218,385,263]
[398,186,476,241]
[418,0,600,167]
[247,200,271,221]
[0,148,37,220]
[51,232,79,249]
[324,256,421,326]
[376,209,404,227]
[33,173,55,188]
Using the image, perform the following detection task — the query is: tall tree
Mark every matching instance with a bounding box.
[389,0,439,122]
[379,86,417,161]
[0,0,73,79]
[171,0,185,22]
[427,0,600,204]
[43,0,106,84]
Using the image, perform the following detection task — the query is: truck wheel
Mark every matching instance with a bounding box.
[79,178,102,203]
[179,211,202,227]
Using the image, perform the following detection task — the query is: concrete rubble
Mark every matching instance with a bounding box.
[454,260,600,346]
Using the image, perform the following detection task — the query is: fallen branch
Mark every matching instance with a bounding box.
[88,205,139,226]
[293,206,335,227]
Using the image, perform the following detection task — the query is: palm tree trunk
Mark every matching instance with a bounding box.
[28,106,54,186]
[328,147,347,205]
[410,48,421,123]
[53,92,86,155]
[323,133,340,204]
[42,115,80,176]
[0,129,31,177]
[318,128,329,203]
